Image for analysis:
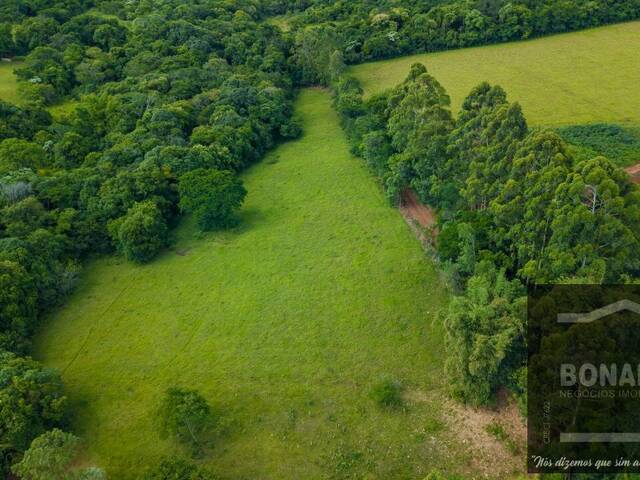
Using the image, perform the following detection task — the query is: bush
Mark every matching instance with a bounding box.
[280,117,302,139]
[370,378,404,409]
[108,200,168,263]
[179,169,246,231]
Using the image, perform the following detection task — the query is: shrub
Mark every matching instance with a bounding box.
[178,168,246,231]
[370,378,404,409]
[280,117,302,139]
[108,200,168,263]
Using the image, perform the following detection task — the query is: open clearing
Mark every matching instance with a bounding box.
[33,89,510,478]
[0,61,78,116]
[350,21,640,127]
[0,62,21,104]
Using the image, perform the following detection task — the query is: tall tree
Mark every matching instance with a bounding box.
[385,63,454,203]
[490,130,572,278]
[463,101,528,210]
[445,264,526,404]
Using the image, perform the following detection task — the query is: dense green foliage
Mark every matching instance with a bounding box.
[0,351,67,470]
[275,0,640,71]
[333,64,640,403]
[0,0,297,473]
[444,264,526,404]
[178,169,247,231]
[108,199,168,263]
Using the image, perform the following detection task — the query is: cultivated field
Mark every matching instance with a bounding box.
[350,21,640,127]
[34,89,477,478]
[0,61,20,104]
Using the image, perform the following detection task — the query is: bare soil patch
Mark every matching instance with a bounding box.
[400,188,436,229]
[398,188,438,248]
[625,162,640,184]
[406,389,526,479]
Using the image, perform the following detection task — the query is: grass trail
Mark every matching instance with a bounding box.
[34,89,464,479]
[350,21,640,127]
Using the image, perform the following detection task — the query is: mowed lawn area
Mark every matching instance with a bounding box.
[0,61,21,104]
[34,89,463,479]
[350,21,640,127]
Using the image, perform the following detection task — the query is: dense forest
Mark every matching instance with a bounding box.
[1,0,640,477]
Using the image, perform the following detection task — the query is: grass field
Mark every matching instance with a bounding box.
[34,89,470,479]
[0,62,21,104]
[350,21,640,127]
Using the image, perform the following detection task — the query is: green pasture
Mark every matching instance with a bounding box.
[34,89,469,479]
[350,21,640,127]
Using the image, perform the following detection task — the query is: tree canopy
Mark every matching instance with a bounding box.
[179,169,247,231]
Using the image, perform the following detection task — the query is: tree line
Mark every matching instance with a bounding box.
[332,63,640,407]
[274,0,640,66]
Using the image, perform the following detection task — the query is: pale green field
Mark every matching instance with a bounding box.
[0,62,21,104]
[350,21,640,127]
[34,89,472,479]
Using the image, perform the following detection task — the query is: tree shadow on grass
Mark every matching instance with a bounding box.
[234,206,266,234]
